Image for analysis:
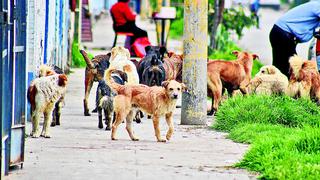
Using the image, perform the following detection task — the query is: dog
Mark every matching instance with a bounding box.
[105,68,186,142]
[248,65,288,95]
[96,69,127,130]
[163,52,183,82]
[137,46,167,86]
[80,49,111,116]
[287,55,320,104]
[207,51,259,115]
[109,46,139,85]
[27,74,68,138]
[38,64,66,127]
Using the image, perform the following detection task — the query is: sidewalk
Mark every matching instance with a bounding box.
[5,16,256,180]
[6,68,255,180]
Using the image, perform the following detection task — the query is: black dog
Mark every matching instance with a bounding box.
[96,70,127,130]
[137,46,167,86]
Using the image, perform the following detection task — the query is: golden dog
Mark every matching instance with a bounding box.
[248,65,288,95]
[207,51,258,115]
[105,68,186,142]
[287,55,320,104]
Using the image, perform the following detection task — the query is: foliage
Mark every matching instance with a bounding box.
[221,7,257,39]
[212,95,320,179]
[71,42,94,68]
[169,7,184,39]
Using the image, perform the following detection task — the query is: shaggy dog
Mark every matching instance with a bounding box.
[38,64,66,126]
[80,49,111,116]
[96,70,127,130]
[248,65,288,95]
[137,46,167,86]
[27,74,68,138]
[109,46,139,85]
[163,52,183,82]
[207,51,259,115]
[105,68,186,142]
[287,55,320,104]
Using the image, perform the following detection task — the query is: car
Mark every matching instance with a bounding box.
[260,0,281,10]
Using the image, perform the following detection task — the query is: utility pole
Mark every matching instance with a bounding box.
[181,0,208,125]
[74,0,82,43]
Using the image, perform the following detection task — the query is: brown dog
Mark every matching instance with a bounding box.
[207,51,258,115]
[287,55,320,104]
[163,52,183,82]
[105,68,186,142]
[80,50,111,116]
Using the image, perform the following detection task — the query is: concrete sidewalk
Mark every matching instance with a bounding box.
[5,16,256,180]
[6,68,255,180]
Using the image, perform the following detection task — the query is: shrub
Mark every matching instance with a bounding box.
[71,42,94,68]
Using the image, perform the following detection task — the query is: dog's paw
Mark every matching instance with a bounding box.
[166,135,171,141]
[105,126,111,131]
[131,137,139,141]
[157,139,166,143]
[111,137,118,141]
[40,131,51,138]
[91,108,98,113]
[98,124,103,129]
[30,131,40,138]
[50,122,56,127]
[84,111,91,116]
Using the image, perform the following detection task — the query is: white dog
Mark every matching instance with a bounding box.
[248,65,288,95]
[109,46,139,85]
[27,74,68,138]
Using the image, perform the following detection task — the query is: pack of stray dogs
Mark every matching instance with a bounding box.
[27,45,320,142]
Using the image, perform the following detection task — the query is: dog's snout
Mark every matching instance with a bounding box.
[173,94,178,99]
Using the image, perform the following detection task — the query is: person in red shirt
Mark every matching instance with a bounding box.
[110,0,148,46]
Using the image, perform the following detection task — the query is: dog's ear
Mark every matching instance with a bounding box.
[161,81,170,88]
[267,66,276,74]
[160,46,167,55]
[167,51,174,58]
[58,74,68,87]
[181,83,188,92]
[252,54,259,60]
[145,46,152,54]
[125,48,130,60]
[232,51,240,57]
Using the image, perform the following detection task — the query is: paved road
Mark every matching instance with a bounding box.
[237,7,310,65]
[6,69,255,180]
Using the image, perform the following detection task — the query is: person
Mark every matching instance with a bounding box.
[269,1,320,77]
[110,0,148,46]
[250,0,260,28]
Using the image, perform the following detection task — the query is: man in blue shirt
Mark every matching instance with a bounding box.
[269,1,320,77]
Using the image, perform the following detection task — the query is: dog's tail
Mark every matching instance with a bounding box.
[105,68,123,93]
[289,55,304,79]
[79,49,95,69]
[27,83,37,112]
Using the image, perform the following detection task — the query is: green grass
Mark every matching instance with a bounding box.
[71,42,94,68]
[212,95,320,179]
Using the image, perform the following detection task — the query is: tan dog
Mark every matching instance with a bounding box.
[287,55,320,104]
[207,51,259,115]
[163,52,183,82]
[248,65,288,95]
[109,46,139,85]
[105,68,186,142]
[27,74,68,138]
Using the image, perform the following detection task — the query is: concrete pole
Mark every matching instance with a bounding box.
[74,0,82,43]
[181,0,208,125]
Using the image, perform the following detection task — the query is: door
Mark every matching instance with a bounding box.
[1,0,13,176]
[10,0,27,167]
